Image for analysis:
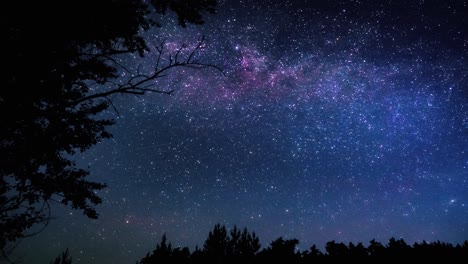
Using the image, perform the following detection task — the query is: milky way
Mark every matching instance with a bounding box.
[19,1,467,263]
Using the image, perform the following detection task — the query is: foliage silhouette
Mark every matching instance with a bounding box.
[137,223,468,264]
[49,249,72,264]
[202,224,260,264]
[140,225,260,264]
[230,225,261,257]
[203,223,229,261]
[368,238,385,258]
[301,244,324,263]
[139,234,190,264]
[348,242,368,258]
[386,237,411,258]
[258,237,300,263]
[325,240,349,257]
[1,0,218,258]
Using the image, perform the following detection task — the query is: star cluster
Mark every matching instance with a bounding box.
[19,1,467,263]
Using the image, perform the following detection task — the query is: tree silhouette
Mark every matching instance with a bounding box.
[2,0,218,258]
[348,242,368,258]
[368,239,385,258]
[238,227,261,257]
[259,237,300,263]
[228,225,241,256]
[50,249,72,264]
[301,244,324,263]
[171,247,191,264]
[325,240,349,258]
[200,224,261,264]
[386,237,411,258]
[137,224,468,264]
[190,246,205,264]
[203,224,229,262]
[139,234,190,264]
[227,225,261,258]
[139,234,173,264]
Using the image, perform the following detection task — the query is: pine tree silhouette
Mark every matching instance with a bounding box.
[203,224,229,263]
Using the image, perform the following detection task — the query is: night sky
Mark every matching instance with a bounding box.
[18,1,467,263]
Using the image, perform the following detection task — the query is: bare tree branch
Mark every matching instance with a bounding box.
[104,97,120,116]
[187,36,205,63]
[155,42,164,71]
[101,55,132,74]
[72,37,222,107]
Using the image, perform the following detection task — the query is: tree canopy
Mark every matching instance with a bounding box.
[1,0,217,257]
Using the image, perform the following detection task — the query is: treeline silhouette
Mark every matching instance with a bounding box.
[135,224,468,264]
[49,223,467,263]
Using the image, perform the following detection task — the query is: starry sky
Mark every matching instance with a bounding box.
[17,1,467,263]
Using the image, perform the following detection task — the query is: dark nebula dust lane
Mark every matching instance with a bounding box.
[20,1,467,263]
